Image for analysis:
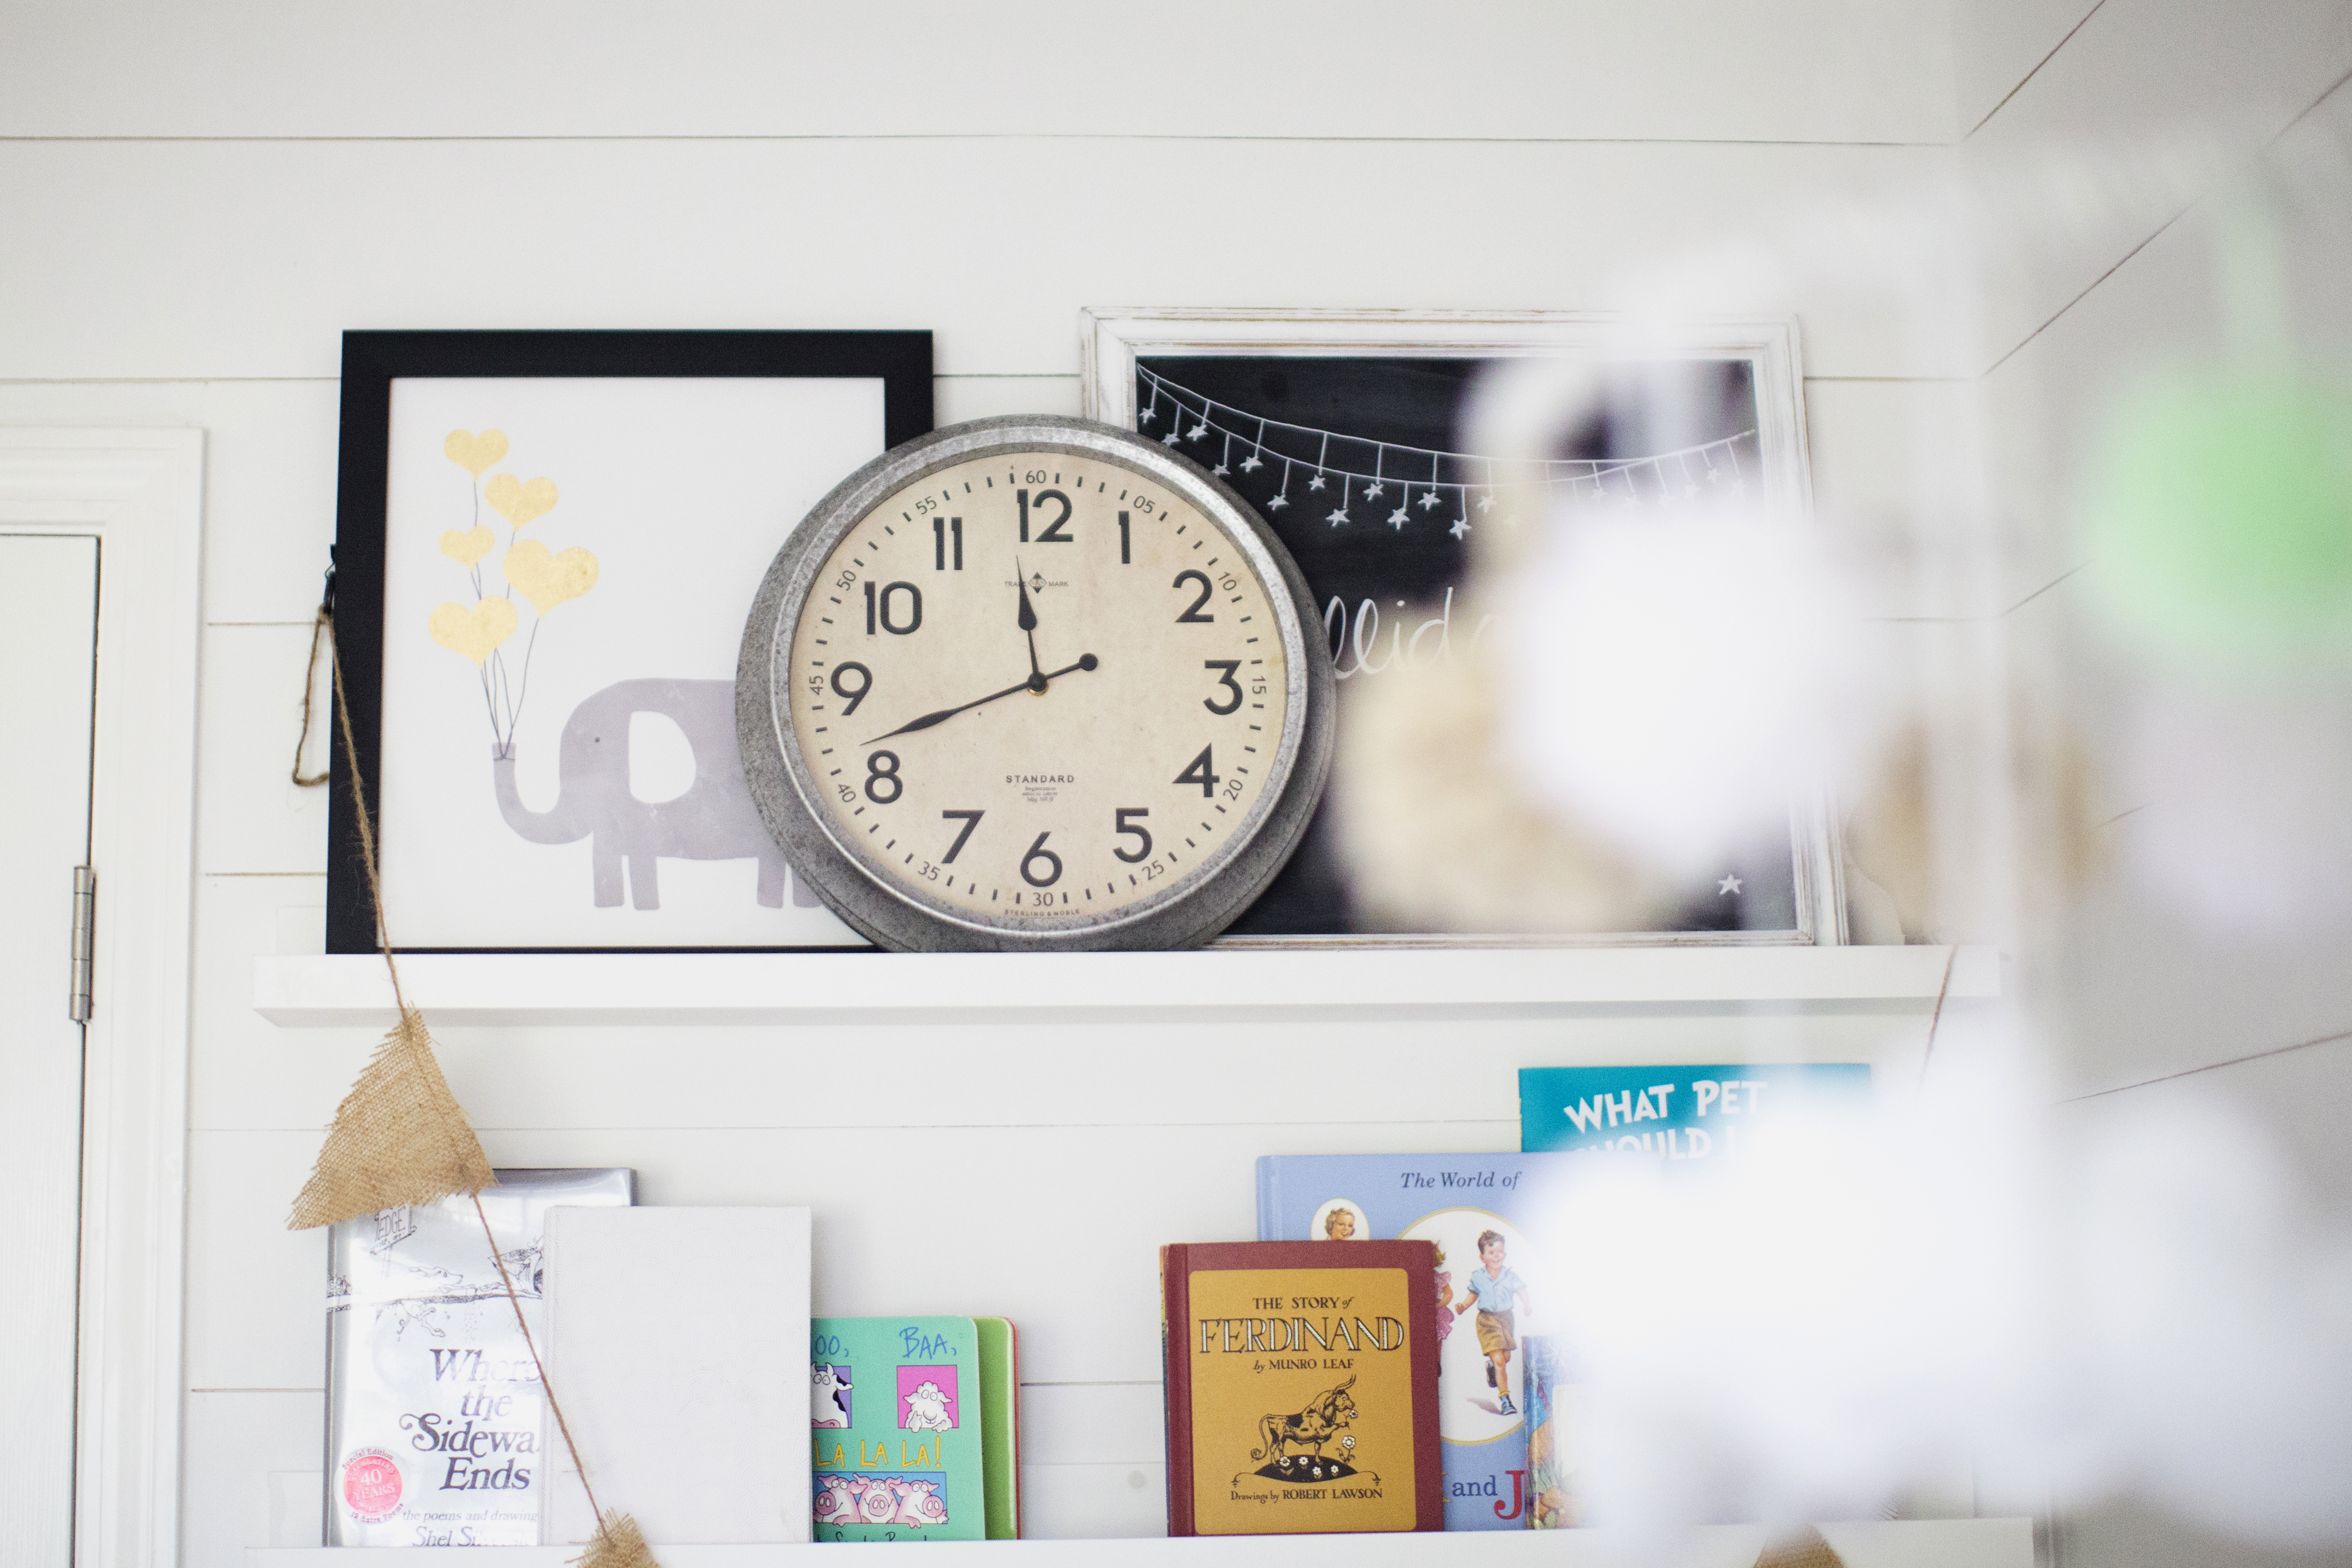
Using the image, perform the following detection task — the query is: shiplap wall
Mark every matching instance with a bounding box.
[1953,2,2352,1566]
[0,2,2053,1561]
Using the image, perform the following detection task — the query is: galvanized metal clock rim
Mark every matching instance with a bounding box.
[737,415,1330,951]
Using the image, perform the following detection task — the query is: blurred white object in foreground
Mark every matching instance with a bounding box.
[1527,1028,2352,1544]
[2117,682,2352,936]
[1498,501,1873,873]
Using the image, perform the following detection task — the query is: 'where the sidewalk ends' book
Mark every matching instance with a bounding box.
[1257,1154,1578,1529]
[1161,1241,1443,1537]
[809,1316,991,1542]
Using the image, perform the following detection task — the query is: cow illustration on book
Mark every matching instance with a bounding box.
[810,1363,851,1428]
[1246,1376,1369,1482]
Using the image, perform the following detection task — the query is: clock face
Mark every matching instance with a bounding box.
[742,420,1330,950]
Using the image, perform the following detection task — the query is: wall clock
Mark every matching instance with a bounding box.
[737,416,1335,951]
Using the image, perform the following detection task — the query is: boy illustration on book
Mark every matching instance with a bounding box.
[1452,1230,1533,1416]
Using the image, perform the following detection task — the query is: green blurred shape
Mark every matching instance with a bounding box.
[2080,193,2352,674]
[2082,369,2352,673]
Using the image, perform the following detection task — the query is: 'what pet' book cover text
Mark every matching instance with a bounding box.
[1161,1241,1443,1537]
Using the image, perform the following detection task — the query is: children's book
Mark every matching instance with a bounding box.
[1519,1063,1871,1158]
[1160,1240,1443,1537]
[973,1317,1020,1540]
[809,1316,988,1542]
[1521,1335,1576,1529]
[323,1167,634,1547]
[1257,1153,1578,1529]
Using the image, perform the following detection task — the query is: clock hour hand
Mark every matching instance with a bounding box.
[1016,558,1045,692]
[860,653,1102,746]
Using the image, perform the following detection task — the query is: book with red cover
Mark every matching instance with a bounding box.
[1161,1240,1443,1537]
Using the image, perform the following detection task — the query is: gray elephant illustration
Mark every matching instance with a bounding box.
[492,677,815,910]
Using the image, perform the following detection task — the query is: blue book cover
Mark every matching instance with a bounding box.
[1255,1152,1576,1530]
[1519,1063,1871,1157]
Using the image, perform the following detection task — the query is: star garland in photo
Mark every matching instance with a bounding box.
[1136,365,1759,539]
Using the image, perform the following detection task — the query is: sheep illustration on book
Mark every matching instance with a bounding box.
[1246,1375,1367,1482]
[902,1378,956,1433]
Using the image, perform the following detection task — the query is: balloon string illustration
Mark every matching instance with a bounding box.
[430,429,601,756]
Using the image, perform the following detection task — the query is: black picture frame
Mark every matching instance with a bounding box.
[327,329,932,955]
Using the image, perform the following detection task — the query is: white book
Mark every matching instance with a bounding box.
[542,1206,812,1545]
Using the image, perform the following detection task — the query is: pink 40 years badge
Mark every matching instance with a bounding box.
[897,1366,958,1431]
[341,1450,403,1523]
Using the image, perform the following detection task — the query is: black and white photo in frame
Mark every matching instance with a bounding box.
[329,331,930,953]
[1080,308,1842,945]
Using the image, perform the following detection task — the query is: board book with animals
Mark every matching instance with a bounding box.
[809,1316,1006,1541]
[1256,1153,1580,1530]
[1159,1240,1443,1537]
[974,1316,1021,1540]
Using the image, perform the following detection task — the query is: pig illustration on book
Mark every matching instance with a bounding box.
[811,1363,852,1427]
[813,1475,859,1525]
[902,1378,955,1433]
[888,1478,948,1528]
[855,1475,900,1525]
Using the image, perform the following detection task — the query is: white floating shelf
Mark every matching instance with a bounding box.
[248,1519,2031,1567]
[253,944,1997,1027]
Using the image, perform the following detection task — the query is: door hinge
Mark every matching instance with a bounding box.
[70,866,95,1024]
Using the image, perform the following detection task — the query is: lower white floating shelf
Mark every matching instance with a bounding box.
[252,945,1998,1027]
[248,1519,2032,1566]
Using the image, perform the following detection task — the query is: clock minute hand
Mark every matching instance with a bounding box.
[859,654,1103,746]
[862,676,1037,745]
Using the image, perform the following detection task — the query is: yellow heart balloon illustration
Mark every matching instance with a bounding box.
[439,526,495,566]
[428,597,519,665]
[485,473,558,528]
[443,429,510,476]
[502,540,600,613]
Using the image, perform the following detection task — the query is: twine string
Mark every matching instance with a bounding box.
[320,609,615,1544]
[292,607,332,788]
[475,1192,612,1530]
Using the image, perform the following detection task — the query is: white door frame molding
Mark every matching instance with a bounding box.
[0,429,203,1568]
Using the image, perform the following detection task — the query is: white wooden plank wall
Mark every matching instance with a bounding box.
[1951,1,2352,1561]
[0,2,2051,1560]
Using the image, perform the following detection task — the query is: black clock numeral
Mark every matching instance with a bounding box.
[865,580,923,635]
[940,808,983,863]
[1202,660,1243,715]
[1020,831,1064,888]
[932,515,962,570]
[1176,745,1220,797]
[828,661,872,716]
[1017,488,1073,544]
[1112,807,1153,864]
[863,749,903,804]
[1117,510,1131,564]
[1173,569,1215,623]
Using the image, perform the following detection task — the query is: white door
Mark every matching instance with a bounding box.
[0,533,100,1564]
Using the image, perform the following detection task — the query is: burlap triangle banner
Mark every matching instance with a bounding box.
[287,1004,495,1230]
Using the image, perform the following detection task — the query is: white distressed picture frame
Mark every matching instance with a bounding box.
[1080,307,1846,947]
